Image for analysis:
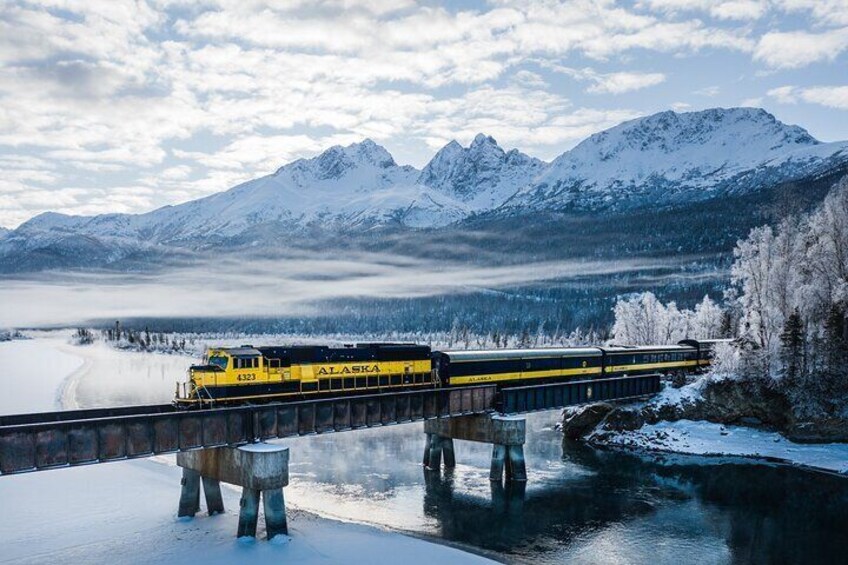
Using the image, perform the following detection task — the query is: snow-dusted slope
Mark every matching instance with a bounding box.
[508,108,848,212]
[419,134,546,211]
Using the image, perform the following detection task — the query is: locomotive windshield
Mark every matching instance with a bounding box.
[208,356,229,370]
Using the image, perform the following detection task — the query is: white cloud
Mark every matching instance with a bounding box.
[768,85,848,109]
[511,70,548,88]
[159,165,193,180]
[694,85,721,97]
[800,86,848,109]
[767,85,799,104]
[740,96,764,107]
[754,28,848,68]
[640,0,768,20]
[772,0,848,26]
[541,63,666,94]
[640,0,848,24]
[586,71,666,94]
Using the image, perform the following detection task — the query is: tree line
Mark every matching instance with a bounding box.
[609,176,848,415]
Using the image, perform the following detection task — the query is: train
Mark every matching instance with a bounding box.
[174,339,730,407]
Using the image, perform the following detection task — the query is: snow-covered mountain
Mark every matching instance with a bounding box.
[10,139,469,249]
[3,107,848,272]
[508,108,848,212]
[419,134,545,210]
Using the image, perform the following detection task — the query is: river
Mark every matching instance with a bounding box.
[273,412,848,564]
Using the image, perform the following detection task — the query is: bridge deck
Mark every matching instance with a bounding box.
[0,374,660,475]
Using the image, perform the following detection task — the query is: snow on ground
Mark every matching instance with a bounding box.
[0,458,492,564]
[649,378,706,409]
[0,333,493,564]
[0,331,83,415]
[594,419,848,474]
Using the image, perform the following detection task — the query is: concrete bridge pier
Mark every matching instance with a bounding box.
[178,469,225,516]
[423,414,527,483]
[176,443,290,540]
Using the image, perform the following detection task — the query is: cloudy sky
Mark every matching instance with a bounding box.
[0,0,846,229]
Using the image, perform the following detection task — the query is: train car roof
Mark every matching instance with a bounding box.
[439,348,602,362]
[678,338,734,346]
[601,345,694,353]
[215,347,262,357]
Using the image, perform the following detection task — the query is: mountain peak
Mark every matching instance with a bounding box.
[514,105,843,214]
[280,139,397,180]
[471,133,498,148]
[419,135,544,205]
[353,138,396,167]
[610,107,819,149]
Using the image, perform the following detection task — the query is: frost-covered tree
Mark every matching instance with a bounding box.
[730,220,804,373]
[729,176,848,409]
[804,177,848,318]
[610,292,714,345]
[691,295,724,339]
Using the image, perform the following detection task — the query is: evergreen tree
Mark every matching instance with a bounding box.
[518,328,531,348]
[824,304,848,383]
[779,308,805,382]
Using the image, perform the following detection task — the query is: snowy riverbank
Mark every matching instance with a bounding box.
[576,377,848,476]
[592,419,848,475]
[0,332,493,564]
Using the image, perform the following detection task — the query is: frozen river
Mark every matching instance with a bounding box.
[0,333,83,415]
[272,413,848,563]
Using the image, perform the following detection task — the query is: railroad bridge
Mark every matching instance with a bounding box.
[0,374,659,539]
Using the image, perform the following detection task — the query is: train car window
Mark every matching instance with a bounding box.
[449,359,522,377]
[209,356,228,370]
[563,356,599,369]
[524,357,559,372]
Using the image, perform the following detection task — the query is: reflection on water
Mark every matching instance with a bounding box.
[275,413,848,564]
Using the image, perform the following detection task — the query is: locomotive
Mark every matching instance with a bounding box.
[174,339,728,407]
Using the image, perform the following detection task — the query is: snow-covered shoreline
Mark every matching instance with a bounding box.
[581,376,848,476]
[591,419,848,475]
